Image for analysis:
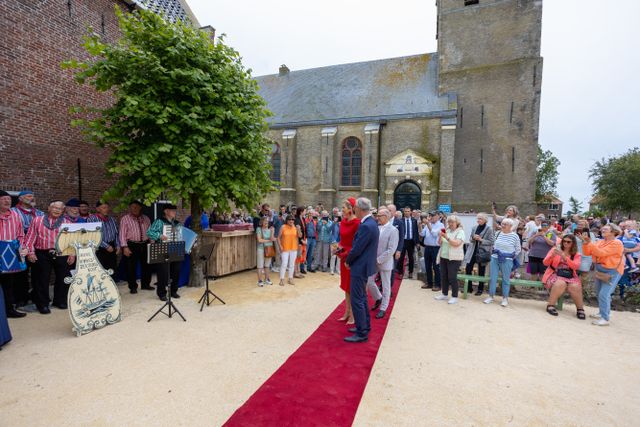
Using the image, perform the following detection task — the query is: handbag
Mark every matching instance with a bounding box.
[555,268,573,279]
[264,245,276,258]
[476,247,492,264]
[594,270,611,282]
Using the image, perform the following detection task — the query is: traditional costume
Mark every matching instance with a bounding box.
[119,201,152,293]
[89,201,119,276]
[11,190,44,307]
[147,204,182,300]
[24,209,72,313]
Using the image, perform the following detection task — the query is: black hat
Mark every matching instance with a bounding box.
[95,200,108,207]
[0,190,10,198]
[164,204,178,210]
[66,198,81,207]
[129,200,143,207]
[79,200,89,206]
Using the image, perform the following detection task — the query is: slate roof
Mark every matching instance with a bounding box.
[255,53,454,127]
[127,0,198,25]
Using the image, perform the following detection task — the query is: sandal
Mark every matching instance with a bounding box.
[546,305,558,316]
[279,280,285,286]
[576,308,586,320]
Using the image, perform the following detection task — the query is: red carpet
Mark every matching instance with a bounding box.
[223,274,403,427]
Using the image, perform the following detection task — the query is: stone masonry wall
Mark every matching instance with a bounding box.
[265,117,447,211]
[438,0,543,214]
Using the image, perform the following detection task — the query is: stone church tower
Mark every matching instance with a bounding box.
[437,0,543,213]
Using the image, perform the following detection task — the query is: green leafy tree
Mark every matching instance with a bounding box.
[589,147,640,215]
[568,196,583,215]
[535,144,560,201]
[63,8,273,286]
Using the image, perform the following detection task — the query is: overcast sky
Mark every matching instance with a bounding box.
[188,0,639,212]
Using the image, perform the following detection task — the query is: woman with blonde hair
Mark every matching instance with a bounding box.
[434,215,466,304]
[580,223,624,326]
[255,216,275,286]
[336,198,359,324]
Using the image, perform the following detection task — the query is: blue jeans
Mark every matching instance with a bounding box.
[306,238,316,270]
[488,256,513,298]
[594,265,622,321]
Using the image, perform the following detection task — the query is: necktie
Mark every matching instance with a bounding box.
[406,218,410,240]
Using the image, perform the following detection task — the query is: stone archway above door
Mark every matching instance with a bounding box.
[383,149,434,209]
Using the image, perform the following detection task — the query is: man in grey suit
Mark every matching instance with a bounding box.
[367,207,399,319]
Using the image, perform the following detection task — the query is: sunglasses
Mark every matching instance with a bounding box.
[562,240,572,244]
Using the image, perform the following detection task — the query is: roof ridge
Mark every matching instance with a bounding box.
[255,52,437,78]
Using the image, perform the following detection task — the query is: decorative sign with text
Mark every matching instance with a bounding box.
[59,228,122,336]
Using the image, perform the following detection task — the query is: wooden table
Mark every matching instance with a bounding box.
[201,230,257,277]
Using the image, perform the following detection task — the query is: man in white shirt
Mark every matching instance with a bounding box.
[421,211,444,291]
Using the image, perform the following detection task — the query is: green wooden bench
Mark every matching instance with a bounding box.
[456,274,564,310]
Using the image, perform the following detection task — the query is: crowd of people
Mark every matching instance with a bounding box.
[2,188,639,348]
[251,199,640,341]
[0,191,193,349]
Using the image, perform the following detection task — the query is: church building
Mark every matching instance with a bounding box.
[257,0,543,213]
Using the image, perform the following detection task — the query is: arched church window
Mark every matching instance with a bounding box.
[271,143,281,182]
[341,137,362,187]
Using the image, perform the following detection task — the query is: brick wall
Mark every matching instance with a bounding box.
[0,0,126,207]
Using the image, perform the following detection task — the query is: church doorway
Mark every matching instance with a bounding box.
[393,180,421,211]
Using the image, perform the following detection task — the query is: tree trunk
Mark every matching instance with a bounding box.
[188,194,203,287]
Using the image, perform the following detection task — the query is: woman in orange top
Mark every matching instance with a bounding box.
[336,198,359,324]
[580,223,624,326]
[278,215,301,286]
[542,234,584,318]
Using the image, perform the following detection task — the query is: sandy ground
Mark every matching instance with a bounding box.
[354,279,640,427]
[2,272,640,426]
[0,270,343,426]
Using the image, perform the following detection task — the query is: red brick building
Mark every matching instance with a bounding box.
[0,0,198,207]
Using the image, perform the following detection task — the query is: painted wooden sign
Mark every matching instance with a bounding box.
[58,224,122,336]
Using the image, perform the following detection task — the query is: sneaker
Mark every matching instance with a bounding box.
[257,280,264,287]
[630,267,640,273]
[331,271,335,276]
[448,297,458,305]
[592,318,609,326]
[483,297,494,304]
[265,279,272,285]
[434,294,448,301]
[589,313,602,319]
[501,298,509,307]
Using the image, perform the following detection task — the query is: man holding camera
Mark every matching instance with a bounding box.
[421,211,444,290]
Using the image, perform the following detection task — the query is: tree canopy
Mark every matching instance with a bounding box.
[63,8,273,213]
[589,147,640,215]
[567,196,583,215]
[535,144,560,201]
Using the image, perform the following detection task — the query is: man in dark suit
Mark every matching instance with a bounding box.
[398,207,419,278]
[345,197,379,343]
[388,204,404,289]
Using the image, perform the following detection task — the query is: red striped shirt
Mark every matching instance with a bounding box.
[0,209,25,244]
[24,215,71,254]
[119,214,151,247]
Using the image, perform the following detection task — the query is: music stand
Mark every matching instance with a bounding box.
[197,241,226,311]
[147,241,187,322]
